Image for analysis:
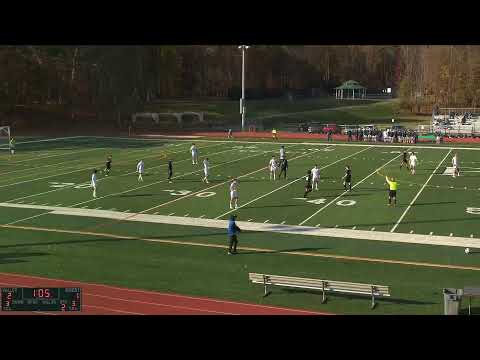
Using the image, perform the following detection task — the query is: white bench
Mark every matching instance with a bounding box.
[249,273,391,309]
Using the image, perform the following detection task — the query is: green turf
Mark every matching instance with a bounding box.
[1,136,479,314]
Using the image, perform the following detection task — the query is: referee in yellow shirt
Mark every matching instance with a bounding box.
[385,175,398,206]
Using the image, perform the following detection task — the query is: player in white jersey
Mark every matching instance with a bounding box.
[91,169,98,198]
[279,145,286,160]
[190,143,198,165]
[452,153,460,177]
[136,160,145,182]
[202,158,210,183]
[409,152,418,175]
[311,165,321,190]
[229,178,239,209]
[268,156,278,180]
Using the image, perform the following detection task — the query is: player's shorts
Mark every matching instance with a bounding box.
[402,158,408,164]
[312,176,319,182]
[230,190,238,199]
[305,185,312,192]
[389,190,397,198]
[270,167,277,172]
[106,163,111,169]
[204,170,209,176]
[344,176,352,183]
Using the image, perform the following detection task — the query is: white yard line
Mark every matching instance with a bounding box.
[4,144,233,204]
[88,136,480,151]
[298,150,406,226]
[70,149,268,212]
[2,203,480,248]
[138,144,312,215]
[215,146,371,219]
[390,149,452,233]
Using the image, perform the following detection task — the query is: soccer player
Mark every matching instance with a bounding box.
[311,164,321,191]
[279,145,286,160]
[168,160,173,183]
[342,165,352,191]
[9,137,15,155]
[385,175,398,206]
[409,151,418,175]
[190,143,198,165]
[400,149,409,171]
[136,159,145,182]
[452,152,460,178]
[230,178,239,209]
[202,158,210,183]
[104,155,112,176]
[268,156,278,180]
[304,170,313,198]
[279,158,288,179]
[91,169,98,198]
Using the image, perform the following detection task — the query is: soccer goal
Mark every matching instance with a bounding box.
[0,126,11,150]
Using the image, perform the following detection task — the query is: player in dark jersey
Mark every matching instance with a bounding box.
[400,150,409,170]
[304,170,313,198]
[342,165,352,191]
[168,160,173,183]
[104,155,112,176]
[279,158,288,179]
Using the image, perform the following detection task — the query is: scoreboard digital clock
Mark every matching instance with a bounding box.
[1,287,81,312]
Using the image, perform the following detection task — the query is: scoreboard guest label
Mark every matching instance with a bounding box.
[1,288,81,312]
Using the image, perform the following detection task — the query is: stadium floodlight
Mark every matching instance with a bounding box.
[238,45,250,131]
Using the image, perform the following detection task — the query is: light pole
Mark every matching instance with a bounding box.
[238,45,249,131]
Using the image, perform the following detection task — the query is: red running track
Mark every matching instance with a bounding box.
[0,273,331,315]
[139,130,480,143]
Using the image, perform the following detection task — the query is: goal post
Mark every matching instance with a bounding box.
[0,126,11,150]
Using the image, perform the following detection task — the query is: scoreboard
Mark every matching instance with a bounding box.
[1,288,81,312]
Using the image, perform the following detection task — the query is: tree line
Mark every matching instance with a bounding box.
[1,45,479,126]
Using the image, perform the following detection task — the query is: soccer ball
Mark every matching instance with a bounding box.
[465,248,470,254]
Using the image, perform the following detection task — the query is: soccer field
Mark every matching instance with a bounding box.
[1,136,479,314]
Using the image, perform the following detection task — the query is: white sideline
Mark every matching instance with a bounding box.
[85,136,480,151]
[390,149,452,233]
[298,150,408,226]
[0,202,479,248]
[215,146,371,219]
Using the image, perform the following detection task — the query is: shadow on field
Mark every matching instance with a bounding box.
[460,307,480,315]
[119,194,155,198]
[342,216,480,229]
[0,251,49,264]
[237,247,329,255]
[278,288,436,306]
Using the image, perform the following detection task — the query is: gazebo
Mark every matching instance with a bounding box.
[334,80,367,100]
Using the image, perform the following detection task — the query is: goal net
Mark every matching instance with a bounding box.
[0,126,11,150]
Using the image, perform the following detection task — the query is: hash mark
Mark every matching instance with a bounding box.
[184,213,190,217]
[247,219,253,222]
[264,219,270,223]
[280,221,286,224]
[168,212,175,216]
